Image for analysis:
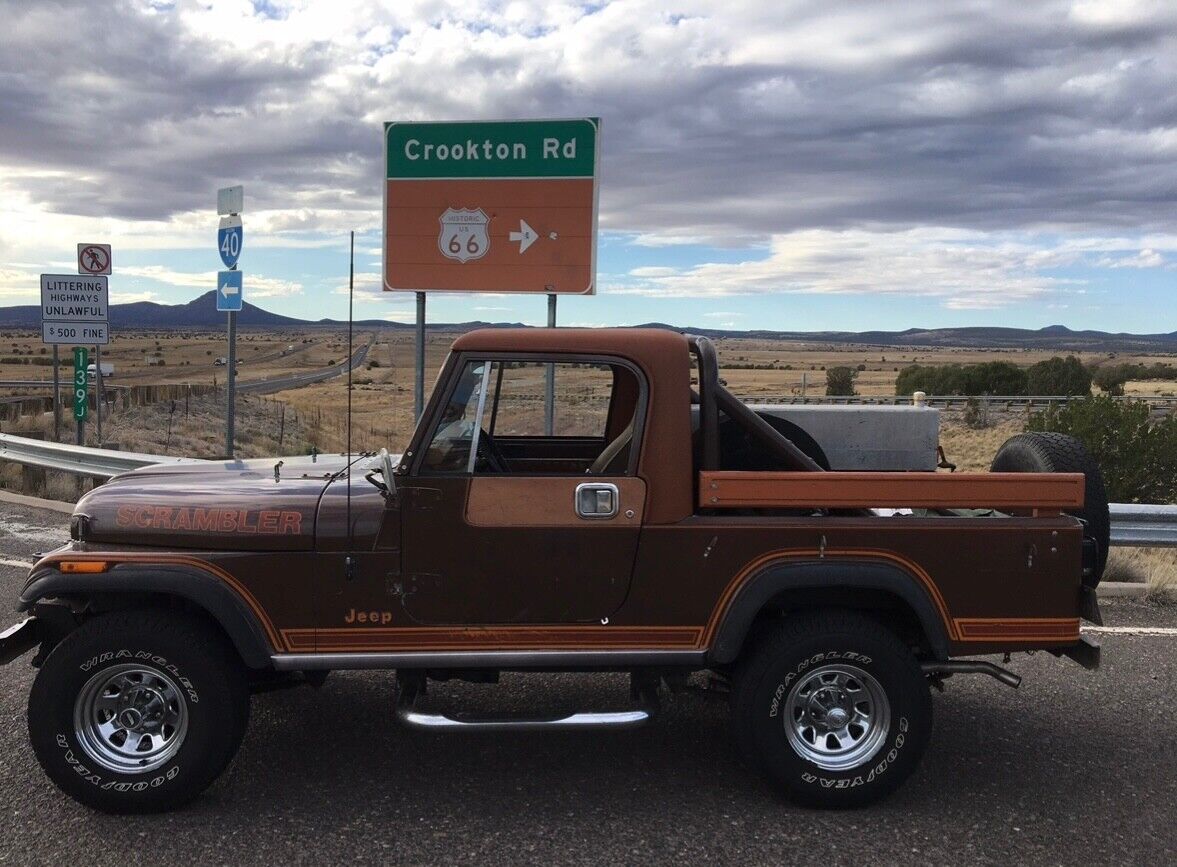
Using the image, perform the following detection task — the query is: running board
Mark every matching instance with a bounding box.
[395,680,660,732]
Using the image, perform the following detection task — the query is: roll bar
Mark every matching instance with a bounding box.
[687,335,823,474]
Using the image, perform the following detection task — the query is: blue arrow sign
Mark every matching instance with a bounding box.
[218,215,242,269]
[217,270,243,312]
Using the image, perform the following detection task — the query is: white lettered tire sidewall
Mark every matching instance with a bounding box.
[734,611,932,808]
[28,610,247,813]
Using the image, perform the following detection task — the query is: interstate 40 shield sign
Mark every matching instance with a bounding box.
[383,119,599,295]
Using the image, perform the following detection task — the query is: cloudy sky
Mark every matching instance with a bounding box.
[2,0,1176,332]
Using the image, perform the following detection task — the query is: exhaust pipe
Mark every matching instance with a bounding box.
[921,660,1021,689]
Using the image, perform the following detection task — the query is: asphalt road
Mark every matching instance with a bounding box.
[0,500,1173,866]
[237,338,372,395]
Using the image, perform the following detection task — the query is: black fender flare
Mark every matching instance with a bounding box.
[19,563,273,669]
[708,559,951,664]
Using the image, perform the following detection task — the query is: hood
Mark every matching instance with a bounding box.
[75,454,354,551]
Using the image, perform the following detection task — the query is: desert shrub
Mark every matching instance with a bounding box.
[895,361,1026,396]
[1026,395,1177,503]
[962,397,990,429]
[826,366,857,396]
[1025,355,1090,396]
[1091,361,1177,395]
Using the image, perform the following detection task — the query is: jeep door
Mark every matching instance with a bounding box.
[399,355,646,624]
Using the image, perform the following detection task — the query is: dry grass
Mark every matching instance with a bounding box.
[0,389,318,502]
[936,416,1023,472]
[1105,547,1177,601]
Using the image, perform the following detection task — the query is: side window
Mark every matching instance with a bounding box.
[420,360,489,472]
[419,358,642,475]
[490,362,613,438]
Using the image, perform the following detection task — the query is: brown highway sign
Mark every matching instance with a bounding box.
[383,119,599,295]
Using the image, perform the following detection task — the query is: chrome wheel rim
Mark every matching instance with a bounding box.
[783,663,890,771]
[73,664,189,774]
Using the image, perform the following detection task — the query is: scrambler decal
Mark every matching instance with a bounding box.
[115,505,303,535]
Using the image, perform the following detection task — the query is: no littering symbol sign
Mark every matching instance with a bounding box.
[77,243,112,276]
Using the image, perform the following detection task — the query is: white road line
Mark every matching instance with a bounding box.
[0,557,32,569]
[1083,625,1177,636]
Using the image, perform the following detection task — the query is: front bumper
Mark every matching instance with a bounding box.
[0,617,40,666]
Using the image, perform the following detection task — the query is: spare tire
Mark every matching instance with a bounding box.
[990,432,1109,585]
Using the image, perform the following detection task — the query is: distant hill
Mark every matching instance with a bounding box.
[634,322,1177,352]
[1,292,1175,352]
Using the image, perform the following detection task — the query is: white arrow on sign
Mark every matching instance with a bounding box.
[509,220,538,254]
[221,279,240,297]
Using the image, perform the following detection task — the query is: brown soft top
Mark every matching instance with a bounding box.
[451,327,694,524]
[453,327,689,369]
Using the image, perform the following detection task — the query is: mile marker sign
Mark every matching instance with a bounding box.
[383,118,599,294]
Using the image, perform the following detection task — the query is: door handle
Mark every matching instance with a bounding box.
[575,482,619,519]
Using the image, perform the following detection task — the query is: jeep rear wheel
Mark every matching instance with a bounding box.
[28,609,249,813]
[731,610,931,808]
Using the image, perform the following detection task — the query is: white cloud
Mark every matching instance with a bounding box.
[119,265,302,298]
[110,290,159,304]
[1095,248,1165,269]
[1,0,1176,327]
[611,228,1086,309]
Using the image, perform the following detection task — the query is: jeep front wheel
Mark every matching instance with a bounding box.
[28,609,249,813]
[731,609,932,808]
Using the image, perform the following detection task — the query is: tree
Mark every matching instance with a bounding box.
[1025,356,1091,396]
[1027,396,1177,503]
[895,361,1027,396]
[826,366,857,396]
[1091,364,1128,396]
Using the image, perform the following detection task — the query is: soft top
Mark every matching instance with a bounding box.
[452,327,689,375]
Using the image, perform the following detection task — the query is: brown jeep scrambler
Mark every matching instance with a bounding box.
[0,329,1105,812]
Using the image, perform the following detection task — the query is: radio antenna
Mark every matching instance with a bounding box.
[345,230,355,569]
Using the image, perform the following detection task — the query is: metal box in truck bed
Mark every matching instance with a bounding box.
[754,403,939,471]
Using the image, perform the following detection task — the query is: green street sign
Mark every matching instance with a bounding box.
[73,347,88,421]
[385,118,598,179]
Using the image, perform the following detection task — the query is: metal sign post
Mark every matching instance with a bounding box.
[544,294,557,435]
[52,346,60,441]
[217,186,244,458]
[94,344,103,444]
[226,311,236,456]
[216,270,244,457]
[415,291,426,421]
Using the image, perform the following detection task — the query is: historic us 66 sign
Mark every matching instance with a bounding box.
[383,118,599,295]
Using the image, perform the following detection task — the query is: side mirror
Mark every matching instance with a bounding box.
[379,448,398,501]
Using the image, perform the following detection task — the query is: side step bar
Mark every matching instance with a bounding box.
[395,677,660,732]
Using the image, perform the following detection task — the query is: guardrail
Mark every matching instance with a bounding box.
[0,432,1173,546]
[0,433,205,479]
[1109,503,1177,548]
[742,394,1177,409]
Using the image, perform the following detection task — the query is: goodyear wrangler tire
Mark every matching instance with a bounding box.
[990,431,1110,585]
[731,610,931,808]
[28,609,249,813]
